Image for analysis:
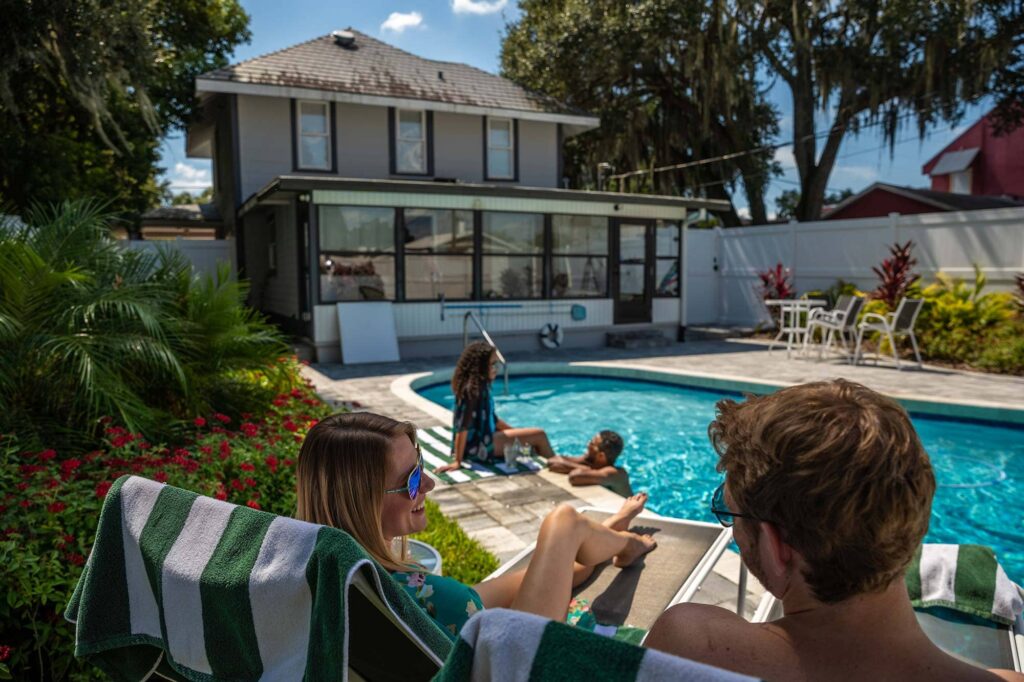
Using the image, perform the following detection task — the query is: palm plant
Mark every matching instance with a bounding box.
[0,200,291,451]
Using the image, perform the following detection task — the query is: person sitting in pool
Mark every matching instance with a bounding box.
[436,341,555,473]
[296,411,657,640]
[644,379,1023,681]
[548,430,633,497]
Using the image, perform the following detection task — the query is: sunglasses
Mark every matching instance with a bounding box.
[710,482,762,528]
[384,444,424,501]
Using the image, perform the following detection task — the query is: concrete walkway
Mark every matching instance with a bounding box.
[302,339,1024,620]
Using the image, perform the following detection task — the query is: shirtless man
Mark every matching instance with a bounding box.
[646,379,1023,681]
[547,430,633,497]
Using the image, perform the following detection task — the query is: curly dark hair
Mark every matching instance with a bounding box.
[451,341,495,402]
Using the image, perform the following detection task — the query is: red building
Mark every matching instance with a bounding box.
[922,110,1024,198]
[824,182,1021,221]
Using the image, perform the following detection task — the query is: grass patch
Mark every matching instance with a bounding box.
[413,499,500,584]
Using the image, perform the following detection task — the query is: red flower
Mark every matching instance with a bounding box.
[240,422,259,437]
[265,456,278,473]
[214,490,227,501]
[99,416,113,424]
[219,440,231,460]
[154,471,168,483]
[139,441,152,451]
[230,479,244,491]
[253,443,265,452]
[239,462,255,472]
[111,435,130,448]
[38,449,57,461]
[245,477,257,488]
[48,502,67,514]
[61,459,81,473]
[213,413,231,424]
[241,412,253,420]
[283,420,298,432]
[46,478,60,489]
[174,448,190,458]
[16,482,28,491]
[294,435,303,443]
[284,459,294,467]
[19,500,31,508]
[290,388,303,398]
[96,481,113,499]
[272,396,288,407]
[67,552,85,566]
[246,500,261,510]
[200,445,213,455]
[0,645,11,661]
[194,416,207,427]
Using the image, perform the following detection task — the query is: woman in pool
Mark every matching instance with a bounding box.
[436,341,555,474]
[296,411,655,639]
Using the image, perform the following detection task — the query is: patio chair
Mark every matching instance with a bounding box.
[66,476,451,681]
[802,294,866,361]
[751,592,1023,672]
[853,297,925,369]
[485,507,733,633]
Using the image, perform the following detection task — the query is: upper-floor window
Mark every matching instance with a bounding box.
[297,101,331,170]
[395,109,427,174]
[486,117,515,180]
[950,169,971,195]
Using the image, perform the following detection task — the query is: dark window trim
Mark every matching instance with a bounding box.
[394,208,405,302]
[483,116,519,182]
[389,107,433,177]
[291,99,336,173]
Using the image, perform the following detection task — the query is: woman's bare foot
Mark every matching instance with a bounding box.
[613,532,657,568]
[603,492,649,532]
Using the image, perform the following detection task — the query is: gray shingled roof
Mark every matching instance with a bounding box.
[200,30,589,119]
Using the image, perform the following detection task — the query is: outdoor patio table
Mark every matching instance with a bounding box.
[765,298,827,358]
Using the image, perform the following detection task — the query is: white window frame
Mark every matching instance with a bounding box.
[395,109,427,174]
[949,168,972,195]
[486,117,515,180]
[296,101,331,171]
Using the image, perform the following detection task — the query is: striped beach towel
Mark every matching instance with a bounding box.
[418,427,546,485]
[906,544,1024,625]
[435,608,755,682]
[65,475,452,681]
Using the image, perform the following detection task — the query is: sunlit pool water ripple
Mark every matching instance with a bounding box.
[419,375,1024,581]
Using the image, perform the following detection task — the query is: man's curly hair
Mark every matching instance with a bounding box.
[451,341,495,403]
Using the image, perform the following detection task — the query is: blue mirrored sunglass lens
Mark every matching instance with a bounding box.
[408,466,422,500]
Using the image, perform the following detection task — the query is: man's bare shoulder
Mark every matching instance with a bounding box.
[645,602,781,669]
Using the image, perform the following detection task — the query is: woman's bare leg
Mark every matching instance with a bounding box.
[495,428,555,458]
[511,504,656,620]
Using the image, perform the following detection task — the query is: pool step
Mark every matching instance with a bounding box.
[606,330,672,349]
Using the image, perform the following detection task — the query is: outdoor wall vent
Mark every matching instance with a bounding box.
[332,30,356,48]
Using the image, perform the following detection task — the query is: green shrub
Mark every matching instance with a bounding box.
[0,200,292,452]
[974,321,1024,375]
[803,279,861,308]
[413,499,500,585]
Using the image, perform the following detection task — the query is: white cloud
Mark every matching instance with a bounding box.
[167,162,211,189]
[452,0,507,15]
[774,146,796,170]
[381,11,424,33]
[830,164,878,186]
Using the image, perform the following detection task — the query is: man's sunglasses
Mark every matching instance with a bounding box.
[384,444,424,500]
[710,482,762,528]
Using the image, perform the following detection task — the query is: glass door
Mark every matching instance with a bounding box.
[612,220,653,324]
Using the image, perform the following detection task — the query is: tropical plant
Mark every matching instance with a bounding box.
[871,241,921,311]
[755,262,794,327]
[803,279,862,309]
[0,200,290,451]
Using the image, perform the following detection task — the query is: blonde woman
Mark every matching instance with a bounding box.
[296,411,655,640]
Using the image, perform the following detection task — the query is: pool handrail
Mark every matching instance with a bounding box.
[463,311,509,395]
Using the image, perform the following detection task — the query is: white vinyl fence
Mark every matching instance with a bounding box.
[685,207,1024,327]
[120,238,236,281]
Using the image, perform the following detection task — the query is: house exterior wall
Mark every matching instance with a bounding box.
[231,94,562,202]
[242,204,300,322]
[923,116,1024,199]
[825,189,940,220]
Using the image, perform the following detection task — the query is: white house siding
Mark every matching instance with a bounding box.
[335,102,390,179]
[236,95,292,201]
[652,298,681,324]
[517,120,559,187]
[433,112,484,183]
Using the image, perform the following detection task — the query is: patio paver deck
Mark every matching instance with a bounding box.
[301,339,1024,620]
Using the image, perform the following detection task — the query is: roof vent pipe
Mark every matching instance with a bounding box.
[332,30,356,48]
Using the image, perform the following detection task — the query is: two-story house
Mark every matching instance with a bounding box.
[186,29,725,361]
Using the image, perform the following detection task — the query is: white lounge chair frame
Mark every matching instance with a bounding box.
[853,297,925,369]
[802,295,866,361]
[752,592,1023,673]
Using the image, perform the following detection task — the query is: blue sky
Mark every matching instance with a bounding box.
[160,0,992,218]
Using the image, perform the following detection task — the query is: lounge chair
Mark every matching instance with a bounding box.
[485,507,733,634]
[752,593,1023,672]
[853,297,925,369]
[66,476,451,681]
[802,294,866,361]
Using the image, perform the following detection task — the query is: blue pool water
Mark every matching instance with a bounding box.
[419,375,1024,581]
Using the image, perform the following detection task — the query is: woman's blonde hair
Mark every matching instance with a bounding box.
[296,411,418,572]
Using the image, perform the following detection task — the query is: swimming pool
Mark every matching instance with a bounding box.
[418,374,1024,581]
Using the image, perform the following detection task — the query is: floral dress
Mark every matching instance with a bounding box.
[452,385,497,463]
[392,571,484,641]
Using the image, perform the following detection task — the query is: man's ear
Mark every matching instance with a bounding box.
[759,521,795,579]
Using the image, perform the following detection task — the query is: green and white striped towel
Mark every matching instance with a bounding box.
[434,608,756,682]
[418,427,547,485]
[65,475,452,681]
[906,544,1024,625]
